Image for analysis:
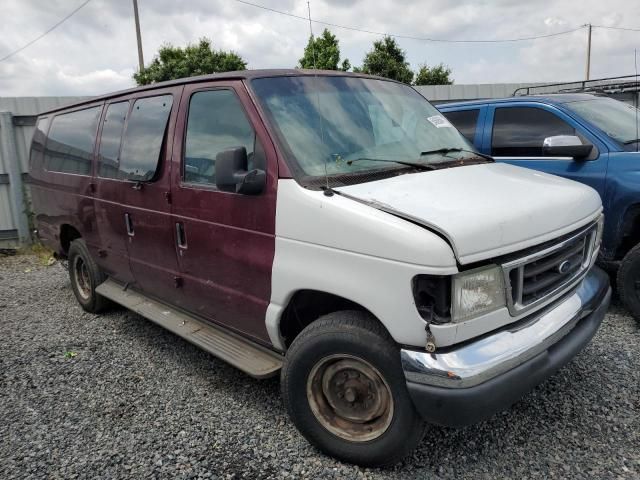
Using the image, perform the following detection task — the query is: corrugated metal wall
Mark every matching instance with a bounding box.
[0,96,88,247]
[414,83,547,103]
[414,82,640,105]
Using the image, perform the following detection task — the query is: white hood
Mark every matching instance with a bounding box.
[335,162,602,264]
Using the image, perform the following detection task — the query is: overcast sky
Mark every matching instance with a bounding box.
[1,0,639,97]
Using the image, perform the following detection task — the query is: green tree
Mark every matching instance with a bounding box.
[298,29,350,71]
[414,63,453,85]
[133,38,246,86]
[354,36,413,84]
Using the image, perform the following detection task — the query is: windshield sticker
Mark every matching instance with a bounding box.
[427,115,453,128]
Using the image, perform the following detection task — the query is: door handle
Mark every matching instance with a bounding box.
[125,213,134,236]
[176,222,187,249]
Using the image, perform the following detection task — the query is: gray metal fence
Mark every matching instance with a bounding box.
[415,81,640,105]
[414,83,547,104]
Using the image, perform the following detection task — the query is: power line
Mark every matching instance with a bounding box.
[0,0,92,63]
[235,0,586,43]
[2,0,637,67]
[593,25,640,33]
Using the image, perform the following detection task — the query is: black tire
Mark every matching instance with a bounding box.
[68,239,110,313]
[618,243,640,321]
[281,311,426,467]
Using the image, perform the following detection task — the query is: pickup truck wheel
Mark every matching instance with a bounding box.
[281,311,426,467]
[617,243,640,321]
[68,239,110,313]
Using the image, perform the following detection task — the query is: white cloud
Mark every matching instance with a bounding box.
[55,68,134,93]
[544,17,567,27]
[0,0,639,96]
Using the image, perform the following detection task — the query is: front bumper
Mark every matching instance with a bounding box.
[401,266,611,427]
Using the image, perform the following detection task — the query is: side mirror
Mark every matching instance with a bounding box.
[215,147,265,195]
[543,135,593,160]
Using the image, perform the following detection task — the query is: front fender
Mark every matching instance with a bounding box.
[265,180,458,351]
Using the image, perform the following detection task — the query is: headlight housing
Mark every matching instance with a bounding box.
[412,275,451,324]
[452,265,505,322]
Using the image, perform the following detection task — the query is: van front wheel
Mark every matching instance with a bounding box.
[68,239,109,313]
[281,311,426,467]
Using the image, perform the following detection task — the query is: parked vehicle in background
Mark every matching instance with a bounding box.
[439,94,640,320]
[29,70,610,466]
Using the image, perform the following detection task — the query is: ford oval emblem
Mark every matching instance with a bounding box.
[557,260,571,274]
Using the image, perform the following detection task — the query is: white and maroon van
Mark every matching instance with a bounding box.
[29,70,610,466]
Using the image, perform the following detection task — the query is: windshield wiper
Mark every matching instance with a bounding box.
[623,138,640,145]
[420,147,494,162]
[345,157,436,170]
[343,149,492,172]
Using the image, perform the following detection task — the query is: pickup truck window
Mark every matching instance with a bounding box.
[98,101,129,179]
[441,109,479,143]
[184,89,255,186]
[45,106,101,175]
[492,107,576,157]
[251,76,470,181]
[119,94,173,182]
[565,97,640,146]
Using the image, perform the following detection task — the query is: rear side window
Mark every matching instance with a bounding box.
[183,90,255,186]
[119,95,173,181]
[442,109,479,143]
[98,101,129,179]
[29,117,50,170]
[45,106,101,175]
[491,107,576,157]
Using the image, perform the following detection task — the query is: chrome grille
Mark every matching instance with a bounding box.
[503,223,598,315]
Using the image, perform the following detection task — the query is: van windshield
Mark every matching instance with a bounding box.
[250,75,475,182]
[566,97,640,146]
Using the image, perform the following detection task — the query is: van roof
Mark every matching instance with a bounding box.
[437,93,602,109]
[39,69,396,115]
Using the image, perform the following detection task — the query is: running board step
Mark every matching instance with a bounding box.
[96,279,283,378]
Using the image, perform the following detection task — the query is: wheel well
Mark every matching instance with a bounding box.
[616,204,640,259]
[279,290,373,348]
[59,224,81,256]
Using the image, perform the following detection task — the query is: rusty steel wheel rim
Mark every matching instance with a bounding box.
[73,256,91,300]
[306,354,394,442]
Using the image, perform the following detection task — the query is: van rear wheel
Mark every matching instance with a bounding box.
[68,239,110,313]
[281,311,426,467]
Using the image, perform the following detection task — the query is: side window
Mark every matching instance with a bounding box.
[29,117,50,170]
[98,101,129,179]
[119,95,173,181]
[184,89,255,186]
[45,106,101,175]
[491,107,576,157]
[442,109,480,144]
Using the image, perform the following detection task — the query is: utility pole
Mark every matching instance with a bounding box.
[132,0,144,72]
[585,23,592,80]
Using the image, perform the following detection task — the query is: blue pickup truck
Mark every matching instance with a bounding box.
[438,93,640,319]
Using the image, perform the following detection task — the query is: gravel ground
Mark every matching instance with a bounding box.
[0,254,639,480]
